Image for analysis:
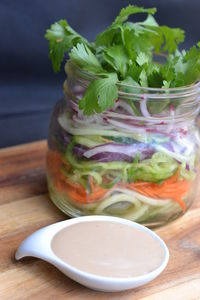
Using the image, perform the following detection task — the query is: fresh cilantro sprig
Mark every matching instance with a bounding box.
[45,20,89,72]
[79,73,118,114]
[45,5,200,115]
[95,5,157,46]
[69,43,103,73]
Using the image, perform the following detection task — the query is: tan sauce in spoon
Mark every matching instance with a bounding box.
[51,221,165,278]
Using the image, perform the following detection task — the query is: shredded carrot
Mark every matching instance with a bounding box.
[89,176,95,192]
[62,182,108,204]
[47,149,70,177]
[47,150,108,204]
[124,171,191,212]
[47,151,190,210]
[65,189,87,203]
[87,189,108,201]
[61,176,107,204]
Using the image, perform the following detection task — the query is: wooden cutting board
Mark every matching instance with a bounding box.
[0,141,200,300]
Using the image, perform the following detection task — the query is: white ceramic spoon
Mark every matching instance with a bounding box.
[15,216,169,292]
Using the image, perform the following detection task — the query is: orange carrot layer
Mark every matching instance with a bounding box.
[47,149,70,178]
[47,152,108,204]
[124,171,191,212]
[63,176,108,204]
[47,151,191,210]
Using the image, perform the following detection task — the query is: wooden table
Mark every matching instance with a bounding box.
[0,141,200,300]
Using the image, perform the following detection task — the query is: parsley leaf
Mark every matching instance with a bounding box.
[79,73,118,115]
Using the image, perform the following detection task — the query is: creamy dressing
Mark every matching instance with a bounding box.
[51,221,165,278]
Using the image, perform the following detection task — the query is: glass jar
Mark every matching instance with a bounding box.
[47,61,200,227]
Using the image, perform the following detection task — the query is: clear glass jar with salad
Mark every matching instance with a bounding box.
[45,5,200,227]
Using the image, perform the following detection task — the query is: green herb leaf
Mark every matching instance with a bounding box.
[113,5,157,25]
[139,69,148,87]
[163,44,200,86]
[95,5,156,47]
[124,28,154,58]
[119,77,140,115]
[95,24,120,47]
[148,69,164,88]
[136,52,149,66]
[45,20,88,72]
[126,62,142,83]
[69,43,103,73]
[162,80,171,88]
[142,14,159,27]
[79,73,118,115]
[46,5,200,116]
[152,26,185,54]
[179,44,200,84]
[120,76,140,93]
[104,45,129,77]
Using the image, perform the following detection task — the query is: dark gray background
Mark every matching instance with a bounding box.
[0,0,199,148]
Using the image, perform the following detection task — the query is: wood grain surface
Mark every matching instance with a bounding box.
[0,140,200,300]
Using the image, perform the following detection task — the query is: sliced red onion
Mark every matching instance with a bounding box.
[49,118,71,149]
[104,114,144,126]
[90,152,134,162]
[113,100,135,115]
[103,111,138,120]
[159,141,188,158]
[83,142,155,160]
[145,128,176,138]
[73,144,133,162]
[107,118,171,137]
[72,114,99,125]
[73,144,131,162]
[69,100,79,112]
[72,115,115,130]
[68,98,190,144]
[162,142,175,152]
[73,85,85,94]
[172,142,187,154]
[167,104,175,132]
[107,118,146,133]
[186,164,190,171]
[170,104,175,117]
[104,111,170,127]
[175,137,194,154]
[140,95,151,118]
[72,110,112,126]
[155,144,191,163]
[93,114,105,123]
[73,144,88,157]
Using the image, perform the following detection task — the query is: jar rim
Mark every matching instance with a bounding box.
[117,80,200,93]
[64,61,200,123]
[66,60,200,95]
